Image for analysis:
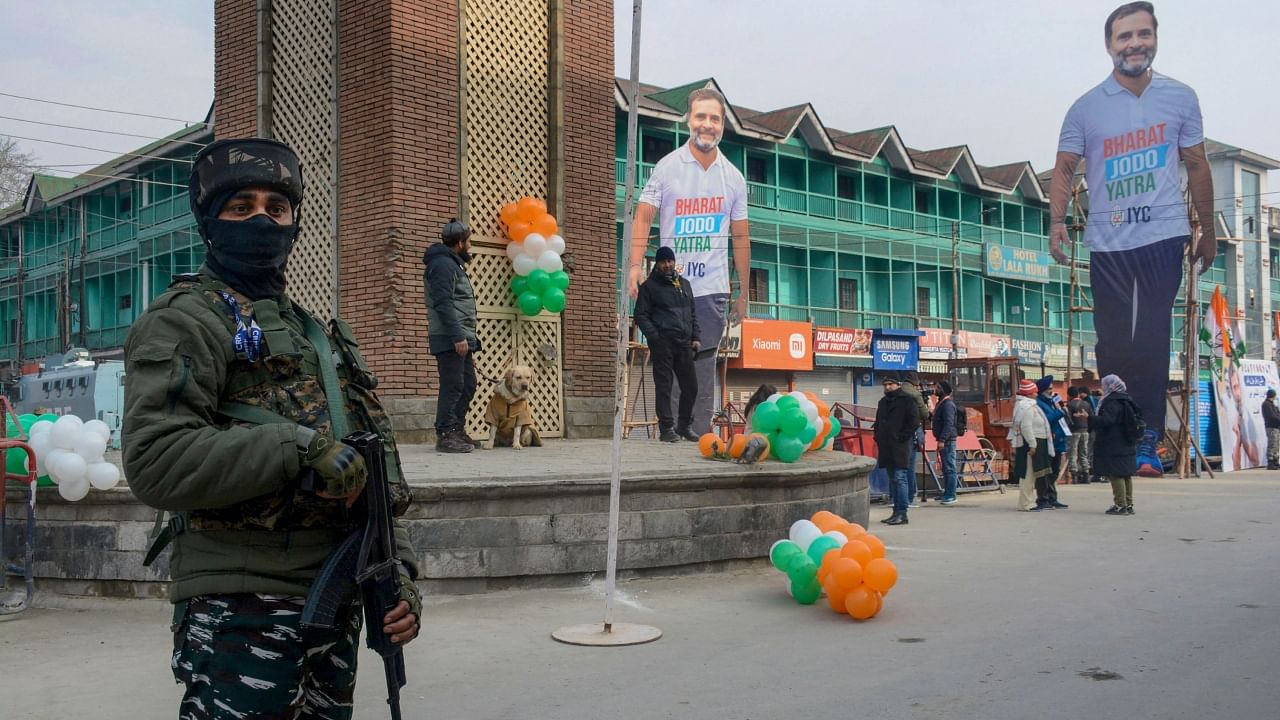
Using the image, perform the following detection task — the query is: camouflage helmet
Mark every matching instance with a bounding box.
[441,218,472,246]
[189,138,304,238]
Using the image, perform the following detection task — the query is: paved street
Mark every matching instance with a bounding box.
[3,471,1278,720]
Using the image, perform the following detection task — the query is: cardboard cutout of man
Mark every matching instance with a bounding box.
[1049,2,1215,447]
[628,87,751,435]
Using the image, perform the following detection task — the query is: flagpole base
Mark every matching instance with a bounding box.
[551,622,662,647]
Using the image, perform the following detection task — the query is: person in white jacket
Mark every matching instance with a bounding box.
[1009,378,1055,511]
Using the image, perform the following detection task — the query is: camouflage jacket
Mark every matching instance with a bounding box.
[123,267,419,601]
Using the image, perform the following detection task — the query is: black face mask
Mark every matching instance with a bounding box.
[203,215,298,300]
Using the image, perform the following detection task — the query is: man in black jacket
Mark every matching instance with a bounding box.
[424,219,481,453]
[876,374,920,525]
[634,246,701,442]
[931,380,958,505]
[1263,389,1280,470]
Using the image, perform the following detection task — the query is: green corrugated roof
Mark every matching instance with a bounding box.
[645,78,715,115]
[31,173,90,200]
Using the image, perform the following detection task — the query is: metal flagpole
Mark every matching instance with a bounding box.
[553,0,660,647]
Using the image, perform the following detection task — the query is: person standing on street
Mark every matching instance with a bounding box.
[876,374,920,526]
[1067,387,1095,483]
[1262,389,1280,470]
[123,138,420,718]
[1035,376,1070,509]
[628,87,751,435]
[1092,374,1143,515]
[634,246,701,442]
[900,372,930,505]
[931,380,959,505]
[425,218,482,454]
[1049,2,1215,462]
[1011,378,1054,512]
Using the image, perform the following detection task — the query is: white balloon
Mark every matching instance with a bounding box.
[789,390,807,400]
[505,241,523,260]
[536,250,563,274]
[27,433,52,475]
[87,462,121,490]
[54,452,88,485]
[83,419,112,444]
[73,430,108,463]
[45,448,71,484]
[824,530,849,547]
[50,415,84,450]
[801,401,819,420]
[522,233,547,258]
[57,474,90,502]
[766,393,783,404]
[788,520,821,552]
[28,420,54,437]
[547,234,566,255]
[512,254,536,276]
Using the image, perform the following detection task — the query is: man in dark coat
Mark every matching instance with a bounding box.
[1263,388,1280,470]
[1090,374,1141,515]
[931,380,959,505]
[424,218,482,453]
[875,374,920,526]
[634,246,701,442]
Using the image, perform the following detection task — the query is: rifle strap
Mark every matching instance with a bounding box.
[300,311,350,441]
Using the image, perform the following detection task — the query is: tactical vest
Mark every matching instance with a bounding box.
[145,273,410,562]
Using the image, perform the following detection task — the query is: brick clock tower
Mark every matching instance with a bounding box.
[213,0,616,441]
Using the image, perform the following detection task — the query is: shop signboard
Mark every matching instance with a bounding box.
[1082,346,1097,370]
[984,243,1052,283]
[1010,338,1045,365]
[966,331,1011,359]
[729,318,813,371]
[871,328,923,371]
[814,326,872,358]
[919,327,960,359]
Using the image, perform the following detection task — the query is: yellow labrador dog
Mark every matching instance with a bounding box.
[483,364,543,449]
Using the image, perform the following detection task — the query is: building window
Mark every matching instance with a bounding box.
[916,287,931,317]
[641,134,675,164]
[836,173,859,200]
[839,278,858,311]
[914,187,933,214]
[981,201,999,225]
[119,295,132,310]
[119,193,132,215]
[746,155,769,184]
[984,294,995,322]
[749,267,769,303]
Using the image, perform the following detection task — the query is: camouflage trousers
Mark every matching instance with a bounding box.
[171,593,362,719]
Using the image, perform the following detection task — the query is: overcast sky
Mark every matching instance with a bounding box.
[1,1,1276,192]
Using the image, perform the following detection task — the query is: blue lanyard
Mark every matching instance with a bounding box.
[217,291,264,363]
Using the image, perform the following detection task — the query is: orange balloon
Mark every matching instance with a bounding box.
[809,420,829,451]
[841,539,872,567]
[532,213,558,237]
[803,391,818,403]
[747,432,771,461]
[508,221,532,243]
[839,522,867,539]
[831,557,864,592]
[814,515,842,533]
[871,590,883,617]
[863,558,898,593]
[811,510,837,525]
[824,575,849,613]
[499,202,519,228]
[516,196,547,223]
[814,399,830,417]
[728,433,747,458]
[844,585,878,620]
[860,534,886,559]
[697,433,725,458]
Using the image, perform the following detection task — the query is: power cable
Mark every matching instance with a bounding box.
[0,114,208,148]
[0,91,209,127]
[2,134,192,165]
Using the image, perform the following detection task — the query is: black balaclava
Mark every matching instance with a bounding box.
[189,138,305,300]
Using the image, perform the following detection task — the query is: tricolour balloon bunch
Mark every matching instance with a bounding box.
[4,413,121,500]
[501,197,570,317]
[697,432,770,463]
[768,510,898,620]
[748,390,842,463]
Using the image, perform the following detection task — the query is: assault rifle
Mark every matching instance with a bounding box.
[301,431,408,720]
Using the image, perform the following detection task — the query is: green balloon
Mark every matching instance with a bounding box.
[798,421,818,444]
[751,401,781,433]
[511,275,529,296]
[541,287,566,313]
[37,413,59,425]
[36,474,53,487]
[806,535,840,566]
[550,270,570,290]
[517,291,543,316]
[776,395,800,412]
[527,269,551,294]
[773,434,807,463]
[780,409,808,436]
[770,541,803,571]
[791,577,822,605]
[784,553,816,584]
[828,420,841,439]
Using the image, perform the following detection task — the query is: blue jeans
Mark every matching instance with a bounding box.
[891,468,910,515]
[939,438,958,500]
[906,427,923,502]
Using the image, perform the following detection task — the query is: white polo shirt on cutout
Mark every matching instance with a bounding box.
[639,143,749,297]
[1058,72,1203,253]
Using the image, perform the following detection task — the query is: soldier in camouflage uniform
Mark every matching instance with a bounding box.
[123,138,422,719]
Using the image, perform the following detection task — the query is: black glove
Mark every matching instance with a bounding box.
[294,426,367,497]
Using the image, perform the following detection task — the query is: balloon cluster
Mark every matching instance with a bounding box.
[697,432,771,463]
[768,510,898,620]
[501,197,570,317]
[3,414,121,500]
[748,391,841,463]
